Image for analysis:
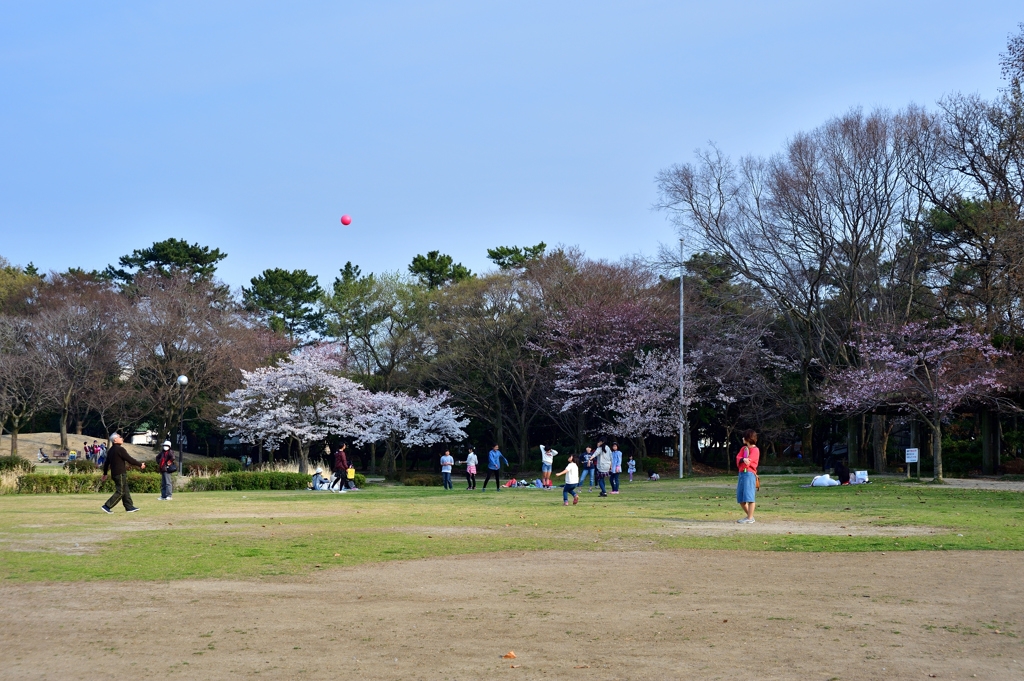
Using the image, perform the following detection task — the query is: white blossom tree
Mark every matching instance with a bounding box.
[606,349,701,457]
[219,344,370,474]
[354,390,468,475]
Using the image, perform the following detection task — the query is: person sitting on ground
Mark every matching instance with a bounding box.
[833,458,851,485]
[310,467,333,491]
[648,471,660,481]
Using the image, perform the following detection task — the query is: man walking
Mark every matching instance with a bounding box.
[101,433,145,513]
[482,444,510,490]
[157,440,176,500]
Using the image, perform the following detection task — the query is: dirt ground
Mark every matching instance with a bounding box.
[1,551,1022,681]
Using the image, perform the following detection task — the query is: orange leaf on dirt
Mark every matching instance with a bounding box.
[502,651,516,659]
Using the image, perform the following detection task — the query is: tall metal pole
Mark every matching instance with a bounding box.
[176,375,188,476]
[679,238,686,479]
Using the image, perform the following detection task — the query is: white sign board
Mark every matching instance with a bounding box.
[905,448,919,464]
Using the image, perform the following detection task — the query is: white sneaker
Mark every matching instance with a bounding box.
[737,518,755,524]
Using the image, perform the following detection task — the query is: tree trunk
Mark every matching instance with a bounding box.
[871,415,886,473]
[10,420,20,458]
[370,442,376,475]
[802,417,814,467]
[297,439,310,475]
[846,418,858,468]
[931,416,943,481]
[75,418,83,435]
[981,408,998,475]
[59,387,73,451]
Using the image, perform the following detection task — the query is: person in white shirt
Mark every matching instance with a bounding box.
[539,444,557,488]
[458,446,479,490]
[592,440,612,497]
[555,454,580,506]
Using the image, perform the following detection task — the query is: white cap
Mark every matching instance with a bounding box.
[162,441,172,448]
[315,467,323,474]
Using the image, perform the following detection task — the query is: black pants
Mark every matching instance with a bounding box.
[482,469,501,489]
[105,473,134,510]
[465,472,476,489]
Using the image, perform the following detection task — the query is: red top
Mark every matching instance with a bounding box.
[737,445,759,474]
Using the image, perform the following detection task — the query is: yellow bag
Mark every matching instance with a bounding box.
[346,467,355,480]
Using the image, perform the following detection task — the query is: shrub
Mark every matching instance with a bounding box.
[353,473,366,488]
[640,457,669,474]
[184,457,244,476]
[64,459,99,473]
[401,473,442,486]
[941,436,982,475]
[16,472,162,494]
[0,456,35,474]
[186,471,309,491]
[1000,458,1024,475]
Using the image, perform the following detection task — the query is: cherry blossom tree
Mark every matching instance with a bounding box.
[606,349,701,457]
[353,390,468,475]
[821,322,1007,480]
[219,344,370,474]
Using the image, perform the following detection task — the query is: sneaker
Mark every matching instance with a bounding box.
[126,507,140,513]
[166,496,172,500]
[100,505,112,514]
[573,495,579,505]
[157,497,167,501]
[564,501,570,506]
[737,518,754,524]
[599,492,608,497]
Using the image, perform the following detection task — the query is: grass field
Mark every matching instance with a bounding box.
[2,476,1022,583]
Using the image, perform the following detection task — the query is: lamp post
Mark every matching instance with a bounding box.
[176,375,188,476]
[679,238,687,479]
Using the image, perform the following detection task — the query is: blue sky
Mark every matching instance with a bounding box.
[1,1,1020,289]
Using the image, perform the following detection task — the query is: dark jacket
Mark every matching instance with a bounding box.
[334,449,349,472]
[102,444,142,476]
[157,449,176,473]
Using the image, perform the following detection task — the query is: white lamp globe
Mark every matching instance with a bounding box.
[177,375,189,387]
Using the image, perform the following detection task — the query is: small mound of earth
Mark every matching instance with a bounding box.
[649,518,943,536]
[396,525,498,536]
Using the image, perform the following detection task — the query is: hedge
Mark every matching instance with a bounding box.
[64,459,99,474]
[17,472,161,494]
[186,472,310,491]
[0,456,35,473]
[183,457,244,476]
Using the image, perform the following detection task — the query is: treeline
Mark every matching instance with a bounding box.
[3,25,1024,479]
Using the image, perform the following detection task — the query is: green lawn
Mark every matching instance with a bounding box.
[0,476,1021,582]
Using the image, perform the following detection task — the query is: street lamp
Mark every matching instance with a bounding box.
[176,375,188,476]
[679,238,686,479]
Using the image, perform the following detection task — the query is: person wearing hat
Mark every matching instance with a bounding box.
[101,433,145,513]
[157,440,176,500]
[311,467,333,491]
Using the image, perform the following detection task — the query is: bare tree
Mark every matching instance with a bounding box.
[0,317,57,457]
[32,273,121,450]
[657,108,927,461]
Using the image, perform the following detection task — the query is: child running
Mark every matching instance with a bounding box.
[627,455,636,482]
[555,454,580,506]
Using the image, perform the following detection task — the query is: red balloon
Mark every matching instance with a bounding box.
[340,215,352,225]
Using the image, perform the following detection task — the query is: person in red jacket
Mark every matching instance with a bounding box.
[101,433,145,513]
[157,440,176,501]
[736,430,760,524]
